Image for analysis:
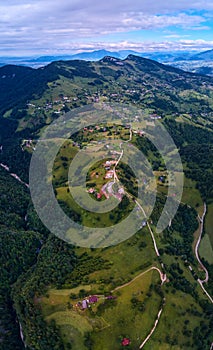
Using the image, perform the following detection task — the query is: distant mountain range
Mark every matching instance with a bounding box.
[0,48,213,75]
[0,49,197,67]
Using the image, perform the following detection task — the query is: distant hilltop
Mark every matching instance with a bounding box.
[1,48,212,68]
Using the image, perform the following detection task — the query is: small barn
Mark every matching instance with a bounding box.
[82,300,88,309]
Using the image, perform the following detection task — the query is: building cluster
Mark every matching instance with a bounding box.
[76,294,117,310]
[76,295,99,310]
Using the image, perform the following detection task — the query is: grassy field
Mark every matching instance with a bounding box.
[197,202,213,264]
[205,203,213,246]
[41,124,212,349]
[90,269,161,350]
[42,268,162,350]
[199,233,213,264]
[56,185,135,229]
[181,177,203,210]
[40,216,210,350]
[40,215,162,349]
[152,290,205,350]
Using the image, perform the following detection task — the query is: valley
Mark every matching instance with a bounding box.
[0,55,212,350]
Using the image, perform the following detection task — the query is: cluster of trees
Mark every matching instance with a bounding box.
[182,144,212,202]
[0,170,40,349]
[0,166,78,349]
[192,301,213,349]
[65,252,110,288]
[135,135,166,171]
[118,163,138,197]
[12,235,77,350]
[131,297,145,312]
[167,263,197,297]
[0,130,31,182]
[163,204,198,262]
[164,119,213,202]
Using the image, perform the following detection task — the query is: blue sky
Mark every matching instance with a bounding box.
[1,0,213,56]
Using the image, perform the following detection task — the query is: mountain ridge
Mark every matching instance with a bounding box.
[0,49,203,68]
[1,53,213,117]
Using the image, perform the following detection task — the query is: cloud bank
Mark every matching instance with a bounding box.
[1,0,213,55]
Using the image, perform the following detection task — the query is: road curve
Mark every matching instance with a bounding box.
[195,203,213,303]
[112,266,166,293]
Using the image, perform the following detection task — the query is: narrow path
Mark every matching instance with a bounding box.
[112,128,161,259]
[112,265,166,350]
[139,306,164,349]
[135,199,160,257]
[109,128,167,347]
[194,203,213,303]
[112,266,166,293]
[198,281,213,303]
[195,203,208,282]
[113,149,123,182]
[112,127,132,183]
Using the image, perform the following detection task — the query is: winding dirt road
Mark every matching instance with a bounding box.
[110,266,166,349]
[135,199,160,257]
[112,266,166,293]
[107,127,167,349]
[194,203,213,303]
[195,203,208,282]
[139,306,164,349]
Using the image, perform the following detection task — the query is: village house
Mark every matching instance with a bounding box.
[105,170,114,179]
[80,295,99,310]
[82,300,88,309]
[121,338,131,346]
[150,113,161,120]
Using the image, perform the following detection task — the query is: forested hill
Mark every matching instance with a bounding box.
[1,54,213,116]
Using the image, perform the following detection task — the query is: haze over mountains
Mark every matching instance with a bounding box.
[1,48,213,76]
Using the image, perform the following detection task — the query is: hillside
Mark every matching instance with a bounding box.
[1,54,213,116]
[191,49,213,61]
[0,49,212,76]
[0,55,212,350]
[163,49,213,77]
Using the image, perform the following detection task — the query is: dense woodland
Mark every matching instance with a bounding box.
[164,119,213,203]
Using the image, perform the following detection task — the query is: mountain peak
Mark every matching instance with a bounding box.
[100,55,122,62]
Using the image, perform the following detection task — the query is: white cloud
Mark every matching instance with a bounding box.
[0,1,213,55]
[58,39,213,52]
[1,38,213,56]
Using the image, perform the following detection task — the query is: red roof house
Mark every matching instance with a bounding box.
[121,338,131,346]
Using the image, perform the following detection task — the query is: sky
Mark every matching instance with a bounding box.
[1,0,213,56]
